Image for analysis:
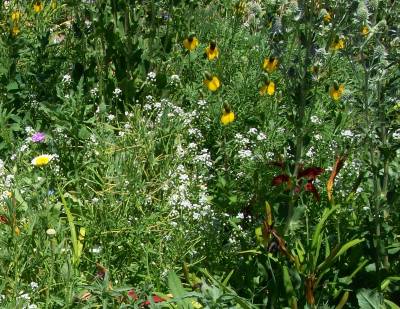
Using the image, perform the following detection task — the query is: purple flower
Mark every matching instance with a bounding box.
[31,132,46,143]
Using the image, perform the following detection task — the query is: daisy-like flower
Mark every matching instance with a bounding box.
[31,132,46,143]
[260,80,275,96]
[331,36,345,50]
[31,154,54,167]
[205,41,219,60]
[220,103,235,125]
[11,11,21,22]
[203,72,220,91]
[183,35,199,51]
[33,1,43,13]
[263,57,278,73]
[361,25,369,36]
[329,82,345,101]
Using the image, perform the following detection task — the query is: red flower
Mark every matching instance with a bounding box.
[142,295,167,307]
[272,174,290,186]
[304,180,320,201]
[0,215,8,224]
[298,167,324,180]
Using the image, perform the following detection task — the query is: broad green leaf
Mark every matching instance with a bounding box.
[167,271,186,298]
[356,289,384,309]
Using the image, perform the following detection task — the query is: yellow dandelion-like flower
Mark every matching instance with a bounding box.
[33,1,43,13]
[260,81,275,96]
[263,57,278,73]
[205,41,219,60]
[361,25,369,36]
[31,154,54,167]
[183,35,199,51]
[331,37,345,50]
[11,11,21,22]
[203,73,220,92]
[329,83,345,101]
[221,104,235,125]
[12,26,20,36]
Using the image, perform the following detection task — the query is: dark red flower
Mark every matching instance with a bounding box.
[298,167,324,180]
[127,289,138,301]
[304,180,320,201]
[142,295,166,307]
[0,215,8,224]
[272,174,290,186]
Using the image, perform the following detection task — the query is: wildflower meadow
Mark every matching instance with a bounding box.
[0,0,400,308]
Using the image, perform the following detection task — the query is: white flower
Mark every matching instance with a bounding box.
[62,74,72,83]
[107,114,115,121]
[113,88,122,96]
[30,282,39,290]
[257,132,267,141]
[197,99,207,106]
[341,130,354,138]
[170,74,180,84]
[248,128,258,135]
[147,71,156,82]
[90,87,98,96]
[25,126,34,134]
[310,115,321,124]
[238,149,253,159]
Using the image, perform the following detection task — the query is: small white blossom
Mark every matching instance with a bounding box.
[62,74,72,84]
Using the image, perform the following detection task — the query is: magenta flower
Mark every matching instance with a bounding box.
[31,132,46,143]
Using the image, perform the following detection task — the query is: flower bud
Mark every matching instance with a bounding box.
[356,1,369,21]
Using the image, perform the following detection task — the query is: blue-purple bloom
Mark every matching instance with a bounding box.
[31,132,46,143]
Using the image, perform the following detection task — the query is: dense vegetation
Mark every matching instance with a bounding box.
[0,0,399,308]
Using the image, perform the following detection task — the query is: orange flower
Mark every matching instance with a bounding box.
[329,83,345,101]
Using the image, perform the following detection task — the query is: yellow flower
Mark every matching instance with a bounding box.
[260,81,275,96]
[323,12,332,23]
[11,11,21,22]
[203,73,220,91]
[183,35,199,51]
[361,25,369,36]
[51,0,57,9]
[331,37,345,50]
[263,57,278,73]
[205,41,219,60]
[329,83,345,101]
[33,1,43,13]
[221,104,235,125]
[12,26,20,36]
[31,154,54,167]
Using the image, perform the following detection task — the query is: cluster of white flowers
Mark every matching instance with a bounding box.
[62,74,72,84]
[113,87,122,97]
[170,74,180,85]
[147,71,156,83]
[310,115,322,124]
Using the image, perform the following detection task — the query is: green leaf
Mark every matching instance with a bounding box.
[356,289,384,309]
[384,299,400,309]
[6,81,19,91]
[167,271,186,298]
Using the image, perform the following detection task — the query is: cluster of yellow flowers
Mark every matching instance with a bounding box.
[183,35,233,125]
[10,1,58,36]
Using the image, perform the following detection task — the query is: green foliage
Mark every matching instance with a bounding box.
[0,0,399,308]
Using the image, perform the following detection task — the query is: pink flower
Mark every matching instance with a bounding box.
[31,132,46,143]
